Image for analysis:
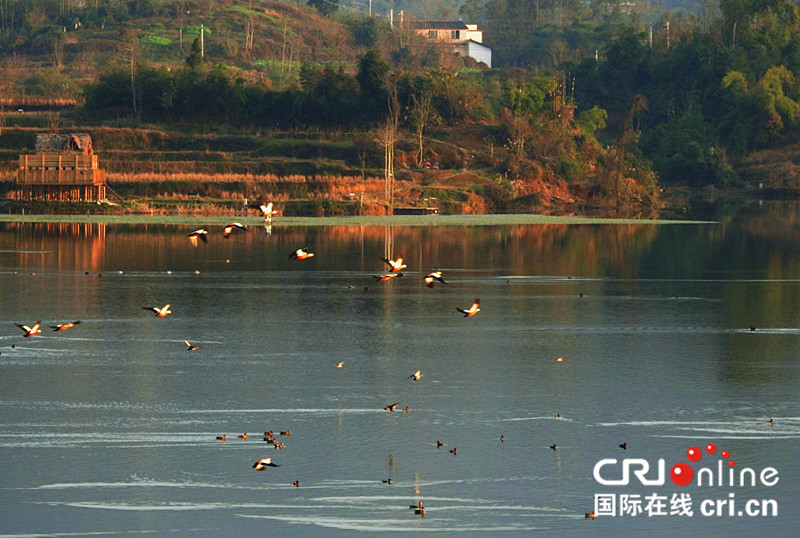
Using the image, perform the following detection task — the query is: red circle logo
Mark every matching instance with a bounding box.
[670,463,694,486]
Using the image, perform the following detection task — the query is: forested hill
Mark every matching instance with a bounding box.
[2,0,800,215]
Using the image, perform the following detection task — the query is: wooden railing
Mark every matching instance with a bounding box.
[17,168,106,185]
[18,154,99,170]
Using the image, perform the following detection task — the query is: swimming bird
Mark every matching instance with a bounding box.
[279,430,291,436]
[374,272,403,281]
[238,433,248,440]
[50,321,81,331]
[619,442,627,450]
[336,361,344,368]
[381,257,407,272]
[223,222,247,238]
[456,299,480,317]
[259,202,278,220]
[585,512,595,519]
[408,370,423,382]
[555,414,561,419]
[15,321,41,337]
[188,229,208,245]
[768,418,774,424]
[184,340,198,351]
[410,501,423,510]
[144,304,171,317]
[290,480,300,487]
[550,444,557,450]
[424,270,446,288]
[384,402,399,412]
[382,478,392,484]
[415,507,425,516]
[216,434,227,441]
[275,442,285,450]
[253,457,279,470]
[290,247,314,260]
[554,357,564,362]
[402,406,409,412]
[449,448,457,454]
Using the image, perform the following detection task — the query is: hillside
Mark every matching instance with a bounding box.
[2,0,800,220]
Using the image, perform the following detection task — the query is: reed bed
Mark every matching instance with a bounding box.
[107,172,381,184]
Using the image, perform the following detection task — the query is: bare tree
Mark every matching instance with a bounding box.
[409,85,437,167]
[49,37,65,70]
[47,112,61,134]
[502,108,532,159]
[376,77,400,212]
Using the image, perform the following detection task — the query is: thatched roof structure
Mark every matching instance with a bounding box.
[35,133,93,155]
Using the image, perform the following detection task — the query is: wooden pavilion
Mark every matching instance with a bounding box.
[16,133,107,202]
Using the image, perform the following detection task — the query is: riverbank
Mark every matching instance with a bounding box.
[0,213,714,226]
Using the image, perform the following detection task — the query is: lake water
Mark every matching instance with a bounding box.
[0,212,798,536]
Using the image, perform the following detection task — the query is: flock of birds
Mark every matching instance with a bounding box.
[10,205,778,524]
[8,202,496,518]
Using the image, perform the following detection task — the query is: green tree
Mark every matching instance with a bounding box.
[186,37,205,71]
[356,49,390,122]
[307,0,339,16]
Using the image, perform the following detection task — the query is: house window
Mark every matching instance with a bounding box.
[428,30,437,39]
[451,30,460,39]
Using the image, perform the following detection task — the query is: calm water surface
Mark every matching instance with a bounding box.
[0,215,798,536]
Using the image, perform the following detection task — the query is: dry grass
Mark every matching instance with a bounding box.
[107,172,384,184]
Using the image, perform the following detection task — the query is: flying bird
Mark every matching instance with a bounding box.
[144,304,171,317]
[184,340,198,351]
[50,321,81,331]
[15,321,42,337]
[336,361,344,368]
[384,402,400,412]
[188,229,208,245]
[408,370,423,382]
[424,270,446,288]
[259,202,278,219]
[290,247,314,260]
[381,257,407,272]
[374,273,403,281]
[456,299,481,317]
[222,222,247,238]
[253,457,280,470]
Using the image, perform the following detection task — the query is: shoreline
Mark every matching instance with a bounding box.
[0,214,714,226]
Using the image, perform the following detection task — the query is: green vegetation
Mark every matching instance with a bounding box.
[1,0,799,218]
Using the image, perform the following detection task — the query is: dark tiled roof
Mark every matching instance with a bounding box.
[410,20,470,30]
